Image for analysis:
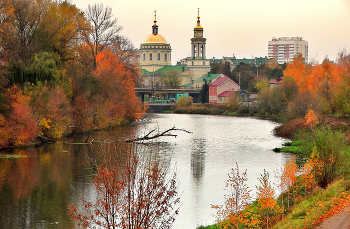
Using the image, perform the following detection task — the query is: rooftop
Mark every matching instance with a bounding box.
[210,76,230,86]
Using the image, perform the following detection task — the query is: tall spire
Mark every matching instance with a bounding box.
[154,10,157,25]
[152,10,158,35]
[191,7,206,59]
[197,7,200,26]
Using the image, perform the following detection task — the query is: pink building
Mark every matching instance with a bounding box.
[209,76,240,103]
[269,77,283,90]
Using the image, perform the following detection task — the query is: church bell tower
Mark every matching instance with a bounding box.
[191,8,206,59]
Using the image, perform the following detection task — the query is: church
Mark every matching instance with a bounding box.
[139,9,211,87]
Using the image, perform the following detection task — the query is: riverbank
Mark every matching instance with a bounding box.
[195,112,350,229]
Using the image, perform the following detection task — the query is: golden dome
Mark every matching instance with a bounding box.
[143,34,168,44]
[195,25,203,29]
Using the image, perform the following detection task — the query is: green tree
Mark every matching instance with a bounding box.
[268,76,298,117]
[301,126,347,188]
[200,81,209,103]
[161,69,181,87]
[210,62,223,74]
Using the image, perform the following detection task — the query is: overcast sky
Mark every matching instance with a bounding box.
[72,0,350,65]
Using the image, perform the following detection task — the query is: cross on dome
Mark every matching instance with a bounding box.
[197,7,201,25]
[154,10,157,23]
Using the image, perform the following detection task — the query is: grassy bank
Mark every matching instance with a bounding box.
[196,116,350,229]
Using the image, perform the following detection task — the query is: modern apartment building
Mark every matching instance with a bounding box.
[268,37,308,64]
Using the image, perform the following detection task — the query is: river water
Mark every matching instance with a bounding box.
[0,114,292,229]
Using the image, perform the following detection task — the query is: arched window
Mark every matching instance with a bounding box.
[143,53,146,61]
[194,32,196,37]
[150,53,152,61]
[164,53,167,61]
[157,53,160,61]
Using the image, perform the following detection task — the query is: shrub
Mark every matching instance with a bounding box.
[176,95,193,107]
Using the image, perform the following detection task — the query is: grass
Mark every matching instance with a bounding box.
[0,154,27,159]
[273,140,305,153]
[272,179,350,229]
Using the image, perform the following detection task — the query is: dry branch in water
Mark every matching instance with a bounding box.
[125,126,192,143]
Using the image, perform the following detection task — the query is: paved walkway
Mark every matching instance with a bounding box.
[317,206,350,229]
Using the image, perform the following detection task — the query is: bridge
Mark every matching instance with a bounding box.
[135,86,201,103]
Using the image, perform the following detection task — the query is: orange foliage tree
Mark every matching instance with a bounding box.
[304,109,318,127]
[212,163,252,228]
[300,147,321,197]
[0,86,38,147]
[93,49,144,123]
[275,158,298,209]
[256,169,281,229]
[73,48,145,131]
[283,54,343,114]
[69,150,180,229]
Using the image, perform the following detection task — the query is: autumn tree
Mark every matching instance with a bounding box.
[300,147,320,197]
[256,169,280,229]
[25,83,72,139]
[335,50,350,114]
[304,127,347,188]
[34,0,89,62]
[0,86,38,147]
[82,3,122,69]
[69,146,180,229]
[1,0,49,64]
[212,163,252,228]
[72,47,144,131]
[274,158,298,209]
[175,95,193,108]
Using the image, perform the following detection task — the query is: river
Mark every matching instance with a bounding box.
[0,114,292,229]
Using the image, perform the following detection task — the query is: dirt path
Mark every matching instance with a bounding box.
[317,207,350,229]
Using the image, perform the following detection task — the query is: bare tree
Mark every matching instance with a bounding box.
[83,3,122,68]
[212,163,252,228]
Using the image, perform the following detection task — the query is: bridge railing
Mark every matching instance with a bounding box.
[135,85,201,91]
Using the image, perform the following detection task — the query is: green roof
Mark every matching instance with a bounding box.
[141,69,152,75]
[210,59,222,64]
[225,57,267,65]
[141,65,188,76]
[194,73,222,83]
[155,65,186,74]
[182,83,192,87]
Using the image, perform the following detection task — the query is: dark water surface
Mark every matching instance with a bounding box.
[0,114,292,229]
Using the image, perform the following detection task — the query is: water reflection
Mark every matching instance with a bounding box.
[0,114,292,229]
[191,138,206,180]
